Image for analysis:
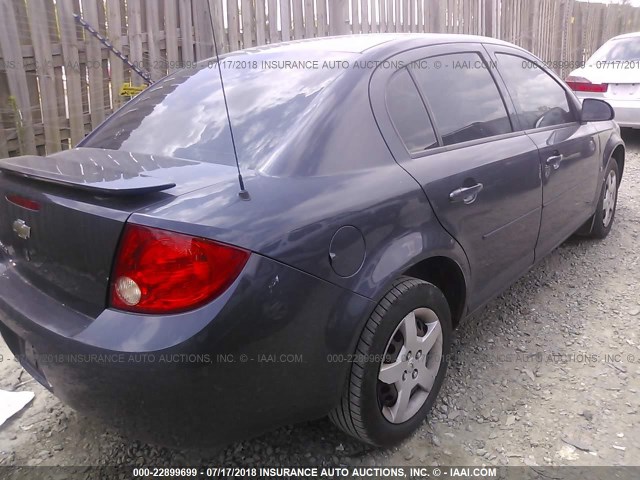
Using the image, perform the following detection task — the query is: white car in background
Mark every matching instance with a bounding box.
[567,32,640,128]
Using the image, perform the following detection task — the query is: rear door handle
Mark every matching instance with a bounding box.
[545,154,563,170]
[449,183,484,204]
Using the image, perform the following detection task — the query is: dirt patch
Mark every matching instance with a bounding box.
[1,132,639,468]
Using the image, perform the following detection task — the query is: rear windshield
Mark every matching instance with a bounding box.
[588,37,640,63]
[82,52,353,169]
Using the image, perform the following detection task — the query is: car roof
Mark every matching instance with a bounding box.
[236,33,521,57]
[610,31,640,41]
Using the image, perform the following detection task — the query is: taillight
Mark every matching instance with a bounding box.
[6,194,40,211]
[565,76,608,93]
[109,224,249,314]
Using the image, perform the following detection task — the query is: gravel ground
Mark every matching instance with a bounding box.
[1,131,639,468]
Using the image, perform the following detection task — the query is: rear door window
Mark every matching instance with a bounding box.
[410,52,513,146]
[386,68,438,152]
[495,53,576,130]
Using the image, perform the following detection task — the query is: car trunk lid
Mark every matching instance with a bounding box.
[608,82,640,99]
[0,148,238,319]
[579,66,640,100]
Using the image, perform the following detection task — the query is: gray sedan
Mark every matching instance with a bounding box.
[0,33,624,447]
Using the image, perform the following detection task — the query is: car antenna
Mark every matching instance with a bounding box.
[207,2,250,201]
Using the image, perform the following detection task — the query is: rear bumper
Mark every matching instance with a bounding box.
[608,99,640,128]
[0,253,374,447]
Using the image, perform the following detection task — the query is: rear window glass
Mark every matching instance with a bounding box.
[386,68,438,152]
[589,37,640,63]
[81,53,353,169]
[411,52,512,146]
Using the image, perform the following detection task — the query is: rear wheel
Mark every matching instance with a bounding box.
[586,159,620,239]
[329,277,452,447]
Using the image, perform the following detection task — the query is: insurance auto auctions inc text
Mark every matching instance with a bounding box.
[202,466,497,478]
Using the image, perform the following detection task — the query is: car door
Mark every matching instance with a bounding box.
[484,45,601,258]
[370,43,542,311]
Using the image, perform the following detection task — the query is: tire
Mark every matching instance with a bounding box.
[329,276,452,447]
[586,158,620,239]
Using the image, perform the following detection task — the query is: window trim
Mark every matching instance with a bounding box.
[410,129,527,158]
[490,50,581,133]
[384,67,441,154]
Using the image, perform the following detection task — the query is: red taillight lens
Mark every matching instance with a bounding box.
[565,76,608,93]
[6,194,40,211]
[109,224,249,314]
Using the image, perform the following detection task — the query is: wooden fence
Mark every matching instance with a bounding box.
[1,0,640,158]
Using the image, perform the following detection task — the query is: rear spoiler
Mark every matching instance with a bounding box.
[0,153,175,196]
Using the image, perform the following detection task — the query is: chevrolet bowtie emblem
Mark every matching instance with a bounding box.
[12,219,30,240]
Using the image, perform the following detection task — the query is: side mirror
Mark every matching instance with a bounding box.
[581,98,615,122]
